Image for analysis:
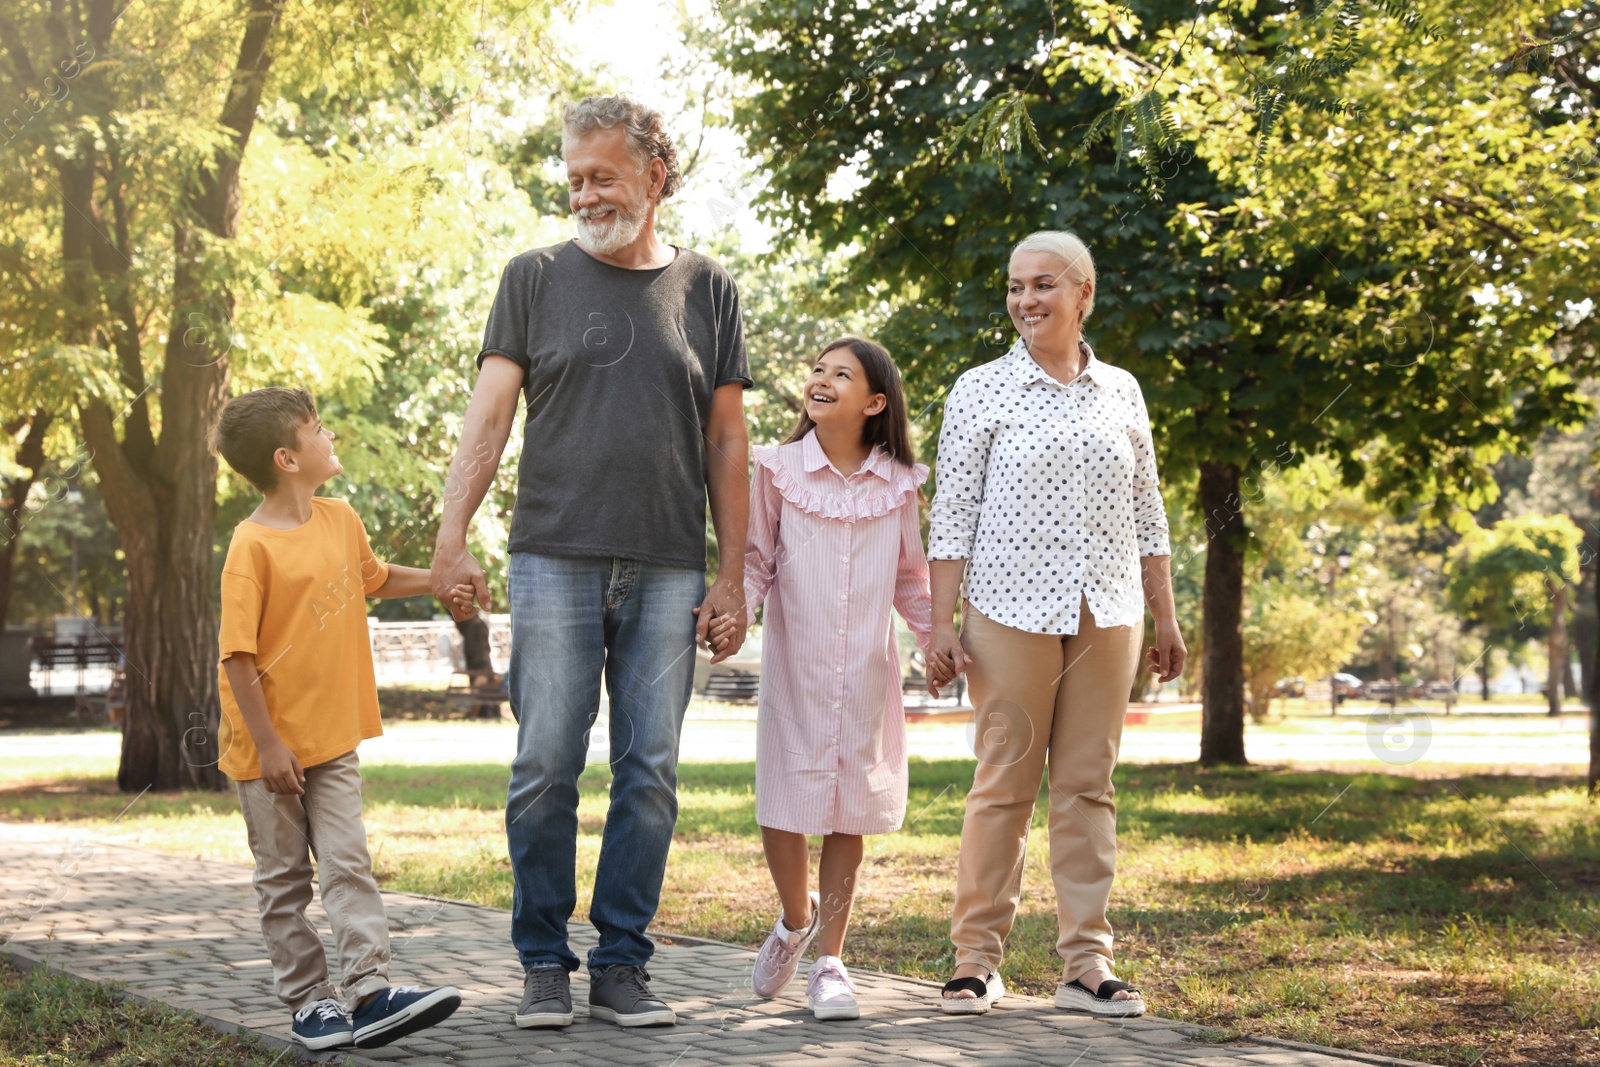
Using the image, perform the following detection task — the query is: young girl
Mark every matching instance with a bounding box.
[736,337,948,1020]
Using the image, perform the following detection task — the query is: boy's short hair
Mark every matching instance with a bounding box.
[213,387,317,492]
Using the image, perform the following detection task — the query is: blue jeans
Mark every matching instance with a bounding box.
[504,552,704,974]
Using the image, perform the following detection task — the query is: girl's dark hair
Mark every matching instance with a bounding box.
[784,337,917,467]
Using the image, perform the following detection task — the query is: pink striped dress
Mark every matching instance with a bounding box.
[745,431,933,836]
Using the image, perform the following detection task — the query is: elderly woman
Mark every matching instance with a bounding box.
[926,230,1186,1018]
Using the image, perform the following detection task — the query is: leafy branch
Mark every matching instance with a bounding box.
[943,0,1436,177]
[941,89,1046,188]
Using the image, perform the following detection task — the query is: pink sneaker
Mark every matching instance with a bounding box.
[751,892,820,998]
[807,955,859,1020]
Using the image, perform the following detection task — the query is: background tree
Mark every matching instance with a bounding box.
[1497,380,1600,703]
[1447,514,1584,719]
[1236,462,1367,720]
[715,0,1597,765]
[8,476,124,626]
[0,0,565,790]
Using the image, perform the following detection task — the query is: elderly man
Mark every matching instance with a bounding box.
[430,95,750,1029]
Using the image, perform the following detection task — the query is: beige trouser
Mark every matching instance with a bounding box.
[236,750,391,1011]
[950,599,1143,979]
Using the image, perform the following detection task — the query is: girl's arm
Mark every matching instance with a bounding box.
[742,456,782,624]
[893,497,933,650]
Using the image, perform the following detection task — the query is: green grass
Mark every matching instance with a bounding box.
[3,755,1598,1065]
[0,960,292,1066]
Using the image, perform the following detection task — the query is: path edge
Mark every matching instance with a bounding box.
[1238,1034,1438,1067]
[0,941,381,1067]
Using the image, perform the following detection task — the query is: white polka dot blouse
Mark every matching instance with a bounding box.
[927,337,1172,635]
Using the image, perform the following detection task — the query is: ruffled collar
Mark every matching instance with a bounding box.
[754,431,929,522]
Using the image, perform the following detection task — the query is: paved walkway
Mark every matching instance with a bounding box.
[0,825,1428,1067]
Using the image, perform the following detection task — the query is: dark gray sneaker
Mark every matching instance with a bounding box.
[588,965,676,1027]
[514,965,573,1028]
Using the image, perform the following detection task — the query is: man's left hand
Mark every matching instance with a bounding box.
[695,578,747,663]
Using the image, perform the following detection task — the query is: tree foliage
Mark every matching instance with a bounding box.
[0,0,570,788]
[1448,513,1583,641]
[715,0,1600,763]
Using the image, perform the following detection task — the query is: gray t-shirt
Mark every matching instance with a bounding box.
[476,240,751,569]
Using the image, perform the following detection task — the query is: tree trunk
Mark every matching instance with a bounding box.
[1381,594,1399,709]
[1198,461,1248,766]
[0,412,54,626]
[1589,701,1598,796]
[1435,626,1456,715]
[1480,649,1492,702]
[1593,559,1600,708]
[1547,579,1567,718]
[59,0,286,792]
[93,220,236,791]
[1580,703,1593,796]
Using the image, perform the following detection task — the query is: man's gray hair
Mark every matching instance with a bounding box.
[563,95,682,200]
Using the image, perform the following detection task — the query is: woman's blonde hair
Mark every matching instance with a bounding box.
[1010,230,1097,324]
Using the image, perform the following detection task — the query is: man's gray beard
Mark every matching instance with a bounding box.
[575,199,647,256]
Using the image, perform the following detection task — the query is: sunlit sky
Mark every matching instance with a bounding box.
[554,0,771,250]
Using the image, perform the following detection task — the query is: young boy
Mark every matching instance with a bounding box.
[213,387,462,1050]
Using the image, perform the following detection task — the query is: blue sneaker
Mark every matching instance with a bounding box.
[352,985,462,1048]
[290,998,353,1049]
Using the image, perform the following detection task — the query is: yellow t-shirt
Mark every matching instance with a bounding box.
[217,497,390,781]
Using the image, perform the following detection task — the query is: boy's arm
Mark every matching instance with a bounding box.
[222,652,304,795]
[369,563,433,599]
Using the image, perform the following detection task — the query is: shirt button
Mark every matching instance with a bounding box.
[829,772,838,779]
[839,593,847,600]
[836,628,845,635]
[836,667,843,674]
[833,702,841,708]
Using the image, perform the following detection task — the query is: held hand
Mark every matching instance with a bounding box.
[1147,619,1187,684]
[696,578,748,663]
[446,583,477,618]
[431,541,490,621]
[260,742,305,796]
[925,654,954,698]
[928,622,969,682]
[703,610,739,654]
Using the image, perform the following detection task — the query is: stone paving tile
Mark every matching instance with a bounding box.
[0,825,1430,1067]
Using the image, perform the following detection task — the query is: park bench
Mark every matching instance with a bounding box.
[72,662,126,726]
[443,670,508,718]
[702,669,759,703]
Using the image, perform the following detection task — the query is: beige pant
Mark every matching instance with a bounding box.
[236,750,391,1010]
[949,599,1143,979]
